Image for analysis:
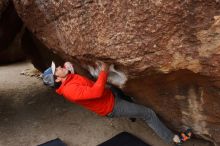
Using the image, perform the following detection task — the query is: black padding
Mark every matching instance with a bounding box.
[98,132,150,146]
[38,138,67,146]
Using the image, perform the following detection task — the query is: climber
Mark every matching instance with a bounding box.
[42,61,192,145]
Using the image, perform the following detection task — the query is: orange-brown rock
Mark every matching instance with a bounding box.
[13,0,220,145]
[124,70,220,145]
[21,29,89,76]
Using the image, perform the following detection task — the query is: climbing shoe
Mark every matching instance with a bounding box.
[175,128,192,146]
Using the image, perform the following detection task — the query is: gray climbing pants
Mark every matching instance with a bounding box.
[107,93,175,144]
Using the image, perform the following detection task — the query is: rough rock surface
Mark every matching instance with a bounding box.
[124,70,220,145]
[13,0,220,78]
[0,0,25,64]
[13,0,220,145]
[21,29,90,76]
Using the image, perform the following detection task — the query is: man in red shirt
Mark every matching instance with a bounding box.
[42,61,192,145]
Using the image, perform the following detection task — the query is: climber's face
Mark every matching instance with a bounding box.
[54,66,68,82]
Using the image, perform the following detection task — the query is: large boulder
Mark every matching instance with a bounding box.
[14,0,220,145]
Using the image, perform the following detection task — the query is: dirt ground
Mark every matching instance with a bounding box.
[0,61,213,146]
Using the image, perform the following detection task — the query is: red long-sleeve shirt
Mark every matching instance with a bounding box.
[56,71,115,116]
